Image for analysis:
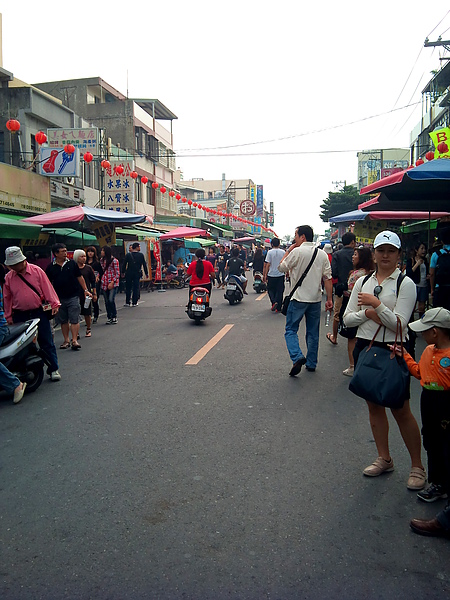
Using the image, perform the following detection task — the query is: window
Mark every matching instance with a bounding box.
[148,135,158,163]
[136,178,141,203]
[197,192,204,200]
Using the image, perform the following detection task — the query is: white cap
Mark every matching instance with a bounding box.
[4,246,26,266]
[323,243,333,254]
[373,230,401,249]
[409,307,450,332]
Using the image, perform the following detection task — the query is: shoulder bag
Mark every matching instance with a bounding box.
[348,317,409,409]
[280,248,318,316]
[16,273,54,320]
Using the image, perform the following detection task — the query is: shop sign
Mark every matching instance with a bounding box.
[39,147,80,177]
[240,199,256,216]
[47,128,98,154]
[21,234,50,247]
[90,221,116,247]
[105,161,135,213]
[256,185,263,217]
[429,127,450,158]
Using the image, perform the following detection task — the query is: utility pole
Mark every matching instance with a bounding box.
[424,37,450,52]
[332,180,346,191]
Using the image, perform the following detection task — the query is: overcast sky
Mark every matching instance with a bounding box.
[2,2,449,238]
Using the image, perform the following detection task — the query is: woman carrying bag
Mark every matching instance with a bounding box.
[343,231,426,490]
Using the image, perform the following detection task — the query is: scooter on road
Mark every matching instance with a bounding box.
[224,275,244,305]
[186,286,212,325]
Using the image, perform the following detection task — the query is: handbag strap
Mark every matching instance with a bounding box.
[17,273,43,301]
[288,247,318,300]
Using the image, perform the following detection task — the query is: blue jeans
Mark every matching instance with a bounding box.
[102,287,118,319]
[0,324,21,393]
[284,300,321,369]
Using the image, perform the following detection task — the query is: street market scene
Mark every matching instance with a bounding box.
[1,4,450,599]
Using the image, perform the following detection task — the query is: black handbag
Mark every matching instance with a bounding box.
[280,248,318,316]
[349,318,410,409]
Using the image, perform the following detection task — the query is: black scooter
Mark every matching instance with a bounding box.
[224,275,244,305]
[186,286,212,325]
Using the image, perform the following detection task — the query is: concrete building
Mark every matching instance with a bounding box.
[356,148,410,190]
[34,77,178,219]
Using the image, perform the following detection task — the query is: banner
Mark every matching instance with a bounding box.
[21,233,50,247]
[90,221,116,247]
[256,185,263,217]
[105,160,135,213]
[429,127,450,158]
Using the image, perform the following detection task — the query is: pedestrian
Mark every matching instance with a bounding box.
[85,246,103,323]
[341,246,374,376]
[186,248,215,293]
[326,232,356,346]
[430,228,450,310]
[398,308,450,539]
[73,249,96,338]
[278,225,333,375]
[263,238,286,312]
[215,245,229,289]
[343,230,426,489]
[238,245,247,268]
[406,242,430,318]
[122,242,148,307]
[205,248,217,286]
[100,246,120,324]
[3,246,61,381]
[252,246,265,275]
[46,243,91,351]
[0,275,27,403]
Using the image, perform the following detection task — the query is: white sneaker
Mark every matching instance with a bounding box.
[342,366,354,377]
[50,370,61,381]
[13,382,27,404]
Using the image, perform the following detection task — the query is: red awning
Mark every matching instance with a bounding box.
[159,226,209,240]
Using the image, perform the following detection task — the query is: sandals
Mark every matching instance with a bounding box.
[326,333,338,345]
[60,341,70,349]
[85,329,92,337]
[71,341,81,351]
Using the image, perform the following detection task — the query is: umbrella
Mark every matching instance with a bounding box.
[22,205,147,226]
[359,159,450,212]
[331,208,450,223]
[159,226,209,240]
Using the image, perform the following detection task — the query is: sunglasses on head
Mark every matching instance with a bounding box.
[373,285,383,299]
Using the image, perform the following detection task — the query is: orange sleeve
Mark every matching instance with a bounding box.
[403,350,421,380]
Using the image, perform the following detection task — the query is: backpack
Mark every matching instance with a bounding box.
[434,249,450,287]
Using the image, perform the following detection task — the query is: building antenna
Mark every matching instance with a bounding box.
[126,70,129,99]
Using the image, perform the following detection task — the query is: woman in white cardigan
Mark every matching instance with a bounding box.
[343,231,426,491]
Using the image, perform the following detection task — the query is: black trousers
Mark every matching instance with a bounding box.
[125,274,140,305]
[421,388,450,491]
[216,269,226,286]
[267,275,285,308]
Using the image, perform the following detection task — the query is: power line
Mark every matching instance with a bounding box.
[427,9,450,38]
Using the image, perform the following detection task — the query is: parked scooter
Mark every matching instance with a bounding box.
[253,271,267,293]
[224,275,244,305]
[186,286,212,325]
[0,318,44,395]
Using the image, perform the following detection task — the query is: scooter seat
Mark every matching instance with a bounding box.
[0,322,30,347]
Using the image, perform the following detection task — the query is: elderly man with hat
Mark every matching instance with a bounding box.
[3,246,62,381]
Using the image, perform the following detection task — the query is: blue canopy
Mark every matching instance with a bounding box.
[329,210,367,224]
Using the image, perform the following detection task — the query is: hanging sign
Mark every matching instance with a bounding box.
[429,127,450,158]
[90,221,116,247]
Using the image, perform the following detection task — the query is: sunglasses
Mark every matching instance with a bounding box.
[373,285,383,299]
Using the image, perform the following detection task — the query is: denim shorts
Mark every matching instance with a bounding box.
[55,296,81,325]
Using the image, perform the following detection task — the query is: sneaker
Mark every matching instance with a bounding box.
[131,302,139,307]
[105,318,113,325]
[123,303,131,307]
[93,317,98,324]
[271,302,278,312]
[417,483,448,503]
[407,467,427,490]
[343,366,354,377]
[50,370,62,381]
[111,317,118,324]
[363,457,394,477]
[13,382,27,404]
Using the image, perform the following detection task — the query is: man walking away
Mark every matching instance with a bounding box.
[263,238,285,312]
[326,231,356,345]
[430,228,450,310]
[4,246,62,381]
[215,245,229,289]
[123,243,148,307]
[279,225,333,376]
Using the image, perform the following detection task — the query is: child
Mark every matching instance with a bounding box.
[393,307,450,538]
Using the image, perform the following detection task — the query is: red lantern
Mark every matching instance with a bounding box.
[437,141,449,154]
[160,186,167,194]
[197,204,203,210]
[415,158,424,166]
[64,144,75,154]
[176,193,181,200]
[6,119,20,132]
[102,160,111,170]
[83,152,93,163]
[151,182,159,189]
[130,171,138,179]
[169,190,175,197]
[187,199,193,206]
[193,202,198,207]
[114,165,124,175]
[141,176,148,184]
[182,197,187,203]
[425,151,435,161]
[35,131,47,145]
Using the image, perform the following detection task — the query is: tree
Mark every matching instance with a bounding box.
[319,185,360,223]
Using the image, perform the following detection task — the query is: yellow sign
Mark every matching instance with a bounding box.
[429,127,450,159]
[367,170,378,185]
[354,220,387,244]
[21,234,50,247]
[90,221,116,247]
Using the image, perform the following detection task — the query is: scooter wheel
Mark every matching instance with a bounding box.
[25,363,44,393]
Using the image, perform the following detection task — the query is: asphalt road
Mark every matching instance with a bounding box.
[1,279,449,599]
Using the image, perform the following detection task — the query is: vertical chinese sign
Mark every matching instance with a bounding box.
[105,161,135,213]
[256,185,263,220]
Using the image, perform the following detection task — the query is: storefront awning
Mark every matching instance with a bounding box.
[202,221,234,238]
[0,212,42,239]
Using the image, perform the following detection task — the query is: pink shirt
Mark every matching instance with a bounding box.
[4,262,60,321]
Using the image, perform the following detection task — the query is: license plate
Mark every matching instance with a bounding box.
[192,304,205,312]
[227,284,237,290]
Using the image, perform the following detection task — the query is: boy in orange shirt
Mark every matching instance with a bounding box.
[395,307,450,539]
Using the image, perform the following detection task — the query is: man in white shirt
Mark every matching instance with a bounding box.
[279,225,333,376]
[263,237,286,312]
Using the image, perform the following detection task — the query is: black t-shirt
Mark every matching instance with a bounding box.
[46,259,82,299]
[227,257,244,276]
[123,252,148,277]
[216,253,229,269]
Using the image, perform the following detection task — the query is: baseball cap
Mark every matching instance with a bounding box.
[409,307,450,332]
[4,246,26,266]
[373,230,401,249]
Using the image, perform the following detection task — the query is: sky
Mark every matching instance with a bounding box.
[2,2,450,239]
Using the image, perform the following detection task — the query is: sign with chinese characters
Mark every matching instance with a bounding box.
[39,147,80,177]
[21,234,50,247]
[353,220,387,244]
[104,161,135,213]
[256,185,263,216]
[47,128,99,154]
[90,221,116,247]
[269,201,274,226]
[240,199,256,216]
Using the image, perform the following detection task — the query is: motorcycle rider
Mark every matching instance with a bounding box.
[186,249,215,293]
[226,247,248,294]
